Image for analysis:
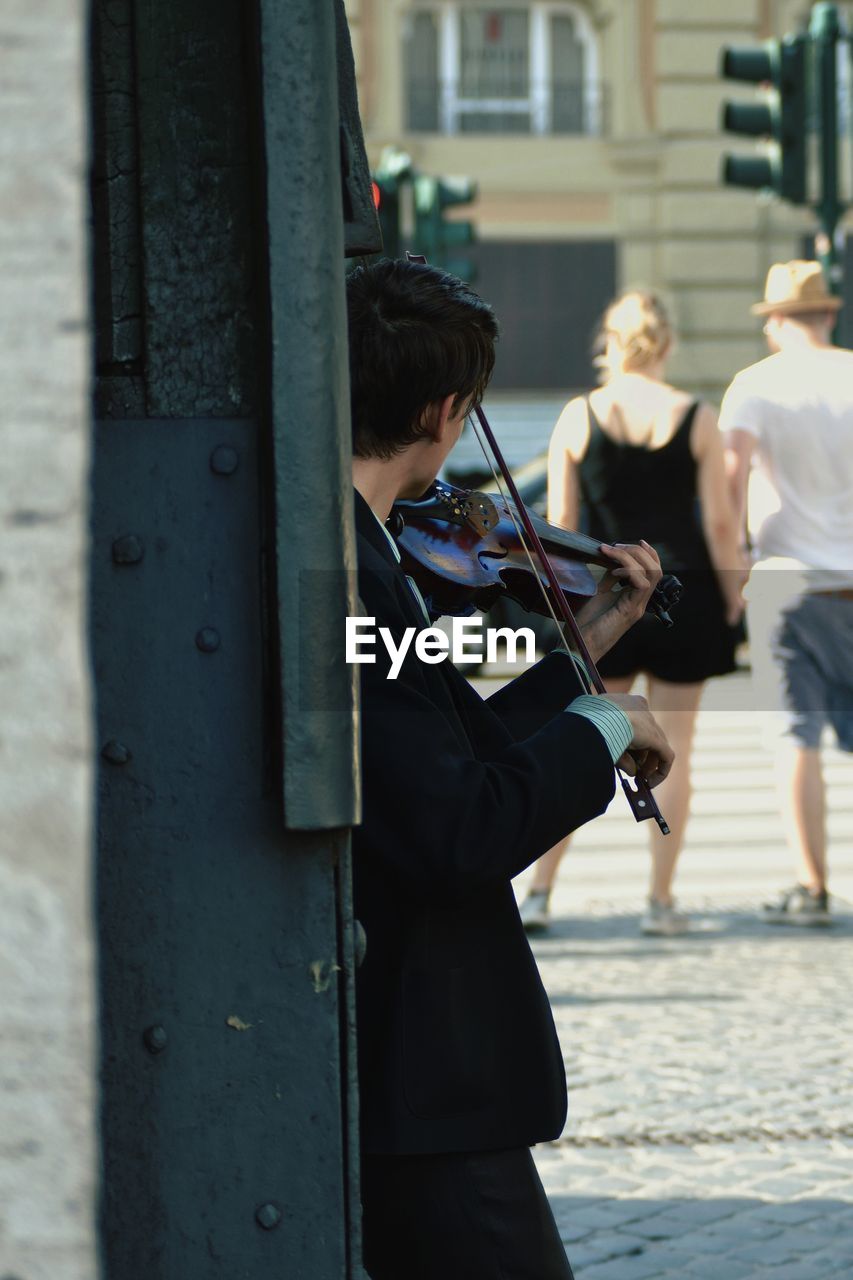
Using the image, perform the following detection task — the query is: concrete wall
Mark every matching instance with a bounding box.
[0,3,96,1278]
[347,0,853,402]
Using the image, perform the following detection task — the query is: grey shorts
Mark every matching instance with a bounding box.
[771,593,853,751]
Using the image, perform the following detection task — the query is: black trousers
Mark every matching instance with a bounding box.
[361,1147,575,1280]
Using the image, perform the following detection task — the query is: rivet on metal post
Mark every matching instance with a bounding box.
[101,740,131,766]
[112,534,145,565]
[143,1025,167,1054]
[354,919,367,969]
[255,1203,282,1231]
[195,627,221,653]
[210,444,239,475]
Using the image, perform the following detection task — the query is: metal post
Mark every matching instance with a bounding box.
[91,2,368,1273]
[259,0,361,831]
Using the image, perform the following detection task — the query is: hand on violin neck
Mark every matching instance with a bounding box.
[573,540,663,663]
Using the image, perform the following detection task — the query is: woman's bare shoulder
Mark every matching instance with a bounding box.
[598,374,690,413]
[688,398,722,459]
[549,394,590,461]
[658,380,695,413]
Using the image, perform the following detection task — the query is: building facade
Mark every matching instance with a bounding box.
[348,0,852,400]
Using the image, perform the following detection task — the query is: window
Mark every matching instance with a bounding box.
[403,3,602,136]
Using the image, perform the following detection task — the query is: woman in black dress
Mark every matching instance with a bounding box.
[521,291,746,935]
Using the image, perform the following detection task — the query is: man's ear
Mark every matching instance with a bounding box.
[421,392,458,444]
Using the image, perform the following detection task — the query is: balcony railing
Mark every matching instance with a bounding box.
[405,78,608,137]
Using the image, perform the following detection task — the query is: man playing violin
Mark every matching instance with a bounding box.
[347,257,674,1280]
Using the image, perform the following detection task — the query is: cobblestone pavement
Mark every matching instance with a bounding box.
[533,904,853,1280]
[475,672,853,1278]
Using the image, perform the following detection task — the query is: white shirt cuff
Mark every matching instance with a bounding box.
[565,695,633,764]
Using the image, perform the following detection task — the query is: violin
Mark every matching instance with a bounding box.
[391,480,682,627]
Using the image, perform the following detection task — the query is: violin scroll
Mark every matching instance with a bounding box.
[645,573,682,629]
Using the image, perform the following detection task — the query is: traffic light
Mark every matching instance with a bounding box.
[720,34,807,204]
[412,174,477,282]
[372,173,401,259]
[371,148,413,261]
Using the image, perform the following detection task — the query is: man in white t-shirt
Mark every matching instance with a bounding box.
[721,260,853,926]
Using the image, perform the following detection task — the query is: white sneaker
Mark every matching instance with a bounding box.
[520,890,551,933]
[762,884,831,926]
[640,898,689,937]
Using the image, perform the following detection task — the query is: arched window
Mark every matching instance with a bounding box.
[403,3,602,135]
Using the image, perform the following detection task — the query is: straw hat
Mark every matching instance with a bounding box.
[751,260,842,315]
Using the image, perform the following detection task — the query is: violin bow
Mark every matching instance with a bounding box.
[406,252,670,833]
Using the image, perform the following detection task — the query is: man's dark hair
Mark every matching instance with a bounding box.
[346,258,498,459]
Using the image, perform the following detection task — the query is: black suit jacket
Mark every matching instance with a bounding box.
[352,490,616,1155]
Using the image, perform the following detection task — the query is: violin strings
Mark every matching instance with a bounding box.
[467,414,586,686]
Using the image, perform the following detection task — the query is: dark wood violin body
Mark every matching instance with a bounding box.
[392,480,681,625]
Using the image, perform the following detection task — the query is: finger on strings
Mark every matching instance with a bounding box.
[610,567,652,591]
[630,545,664,580]
[607,541,661,577]
[600,544,651,575]
[610,564,649,580]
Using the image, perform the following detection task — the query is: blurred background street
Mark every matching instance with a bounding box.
[475,669,853,1278]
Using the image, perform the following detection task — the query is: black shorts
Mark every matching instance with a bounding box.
[598,568,739,685]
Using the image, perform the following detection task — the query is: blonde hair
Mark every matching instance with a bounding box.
[594,289,673,380]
